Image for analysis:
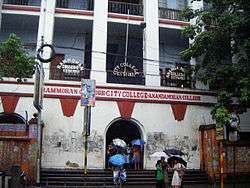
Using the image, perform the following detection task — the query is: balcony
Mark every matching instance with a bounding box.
[159,8,186,21]
[49,65,90,81]
[160,64,192,88]
[56,0,94,11]
[3,0,41,6]
[108,1,143,16]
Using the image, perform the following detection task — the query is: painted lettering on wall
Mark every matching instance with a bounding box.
[43,86,207,103]
[96,88,201,101]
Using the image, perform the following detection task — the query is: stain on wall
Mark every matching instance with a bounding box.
[42,129,104,168]
[88,130,104,167]
[43,129,84,152]
[146,132,199,168]
[88,129,104,153]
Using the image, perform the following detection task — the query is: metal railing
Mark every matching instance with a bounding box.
[160,66,192,88]
[3,0,41,6]
[108,1,143,16]
[49,67,90,81]
[56,0,94,11]
[159,7,187,21]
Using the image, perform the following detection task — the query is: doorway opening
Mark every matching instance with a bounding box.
[0,112,26,124]
[105,118,144,169]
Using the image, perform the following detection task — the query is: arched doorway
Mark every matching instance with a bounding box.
[0,112,26,124]
[105,118,144,169]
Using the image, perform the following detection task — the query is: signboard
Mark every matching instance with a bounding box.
[41,86,217,104]
[80,79,96,107]
[33,64,44,111]
[56,58,84,80]
[113,62,140,77]
[164,65,191,88]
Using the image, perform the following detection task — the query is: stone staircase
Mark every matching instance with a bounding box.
[40,168,211,188]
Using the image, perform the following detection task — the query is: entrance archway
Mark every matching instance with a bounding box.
[105,118,144,169]
[0,113,26,124]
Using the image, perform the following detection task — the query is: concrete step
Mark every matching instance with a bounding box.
[41,168,210,187]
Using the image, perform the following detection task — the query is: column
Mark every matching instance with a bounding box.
[0,0,3,31]
[36,0,56,79]
[143,0,160,86]
[90,0,108,84]
[188,0,203,66]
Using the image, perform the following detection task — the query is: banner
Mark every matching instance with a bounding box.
[80,79,96,107]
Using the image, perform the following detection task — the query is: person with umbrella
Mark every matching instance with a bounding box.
[171,159,186,188]
[132,145,141,170]
[155,160,164,188]
[109,154,127,187]
[160,157,170,188]
[131,139,145,170]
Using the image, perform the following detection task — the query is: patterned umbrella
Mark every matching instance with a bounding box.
[112,138,127,148]
[150,151,168,158]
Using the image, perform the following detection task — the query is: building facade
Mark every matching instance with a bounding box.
[0,0,249,183]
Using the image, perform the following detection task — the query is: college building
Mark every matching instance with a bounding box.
[0,0,249,183]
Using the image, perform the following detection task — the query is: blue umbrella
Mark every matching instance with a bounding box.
[131,139,145,146]
[109,154,126,167]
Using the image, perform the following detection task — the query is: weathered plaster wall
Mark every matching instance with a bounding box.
[133,103,214,169]
[42,98,84,168]
[1,91,215,170]
[89,101,120,168]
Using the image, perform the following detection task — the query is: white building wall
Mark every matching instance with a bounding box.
[39,97,214,169]
[42,98,85,168]
[143,0,161,86]
[133,103,214,169]
[91,0,108,84]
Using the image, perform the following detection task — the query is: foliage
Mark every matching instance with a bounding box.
[0,34,36,82]
[181,0,250,126]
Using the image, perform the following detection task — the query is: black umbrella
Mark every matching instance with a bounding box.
[164,148,185,156]
[167,156,187,167]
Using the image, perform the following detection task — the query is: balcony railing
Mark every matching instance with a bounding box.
[3,0,41,6]
[108,1,143,16]
[160,65,192,88]
[56,0,94,11]
[159,7,186,21]
[49,67,90,81]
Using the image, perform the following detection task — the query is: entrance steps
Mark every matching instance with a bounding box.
[41,168,210,188]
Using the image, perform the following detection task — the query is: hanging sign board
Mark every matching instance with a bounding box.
[80,79,96,107]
